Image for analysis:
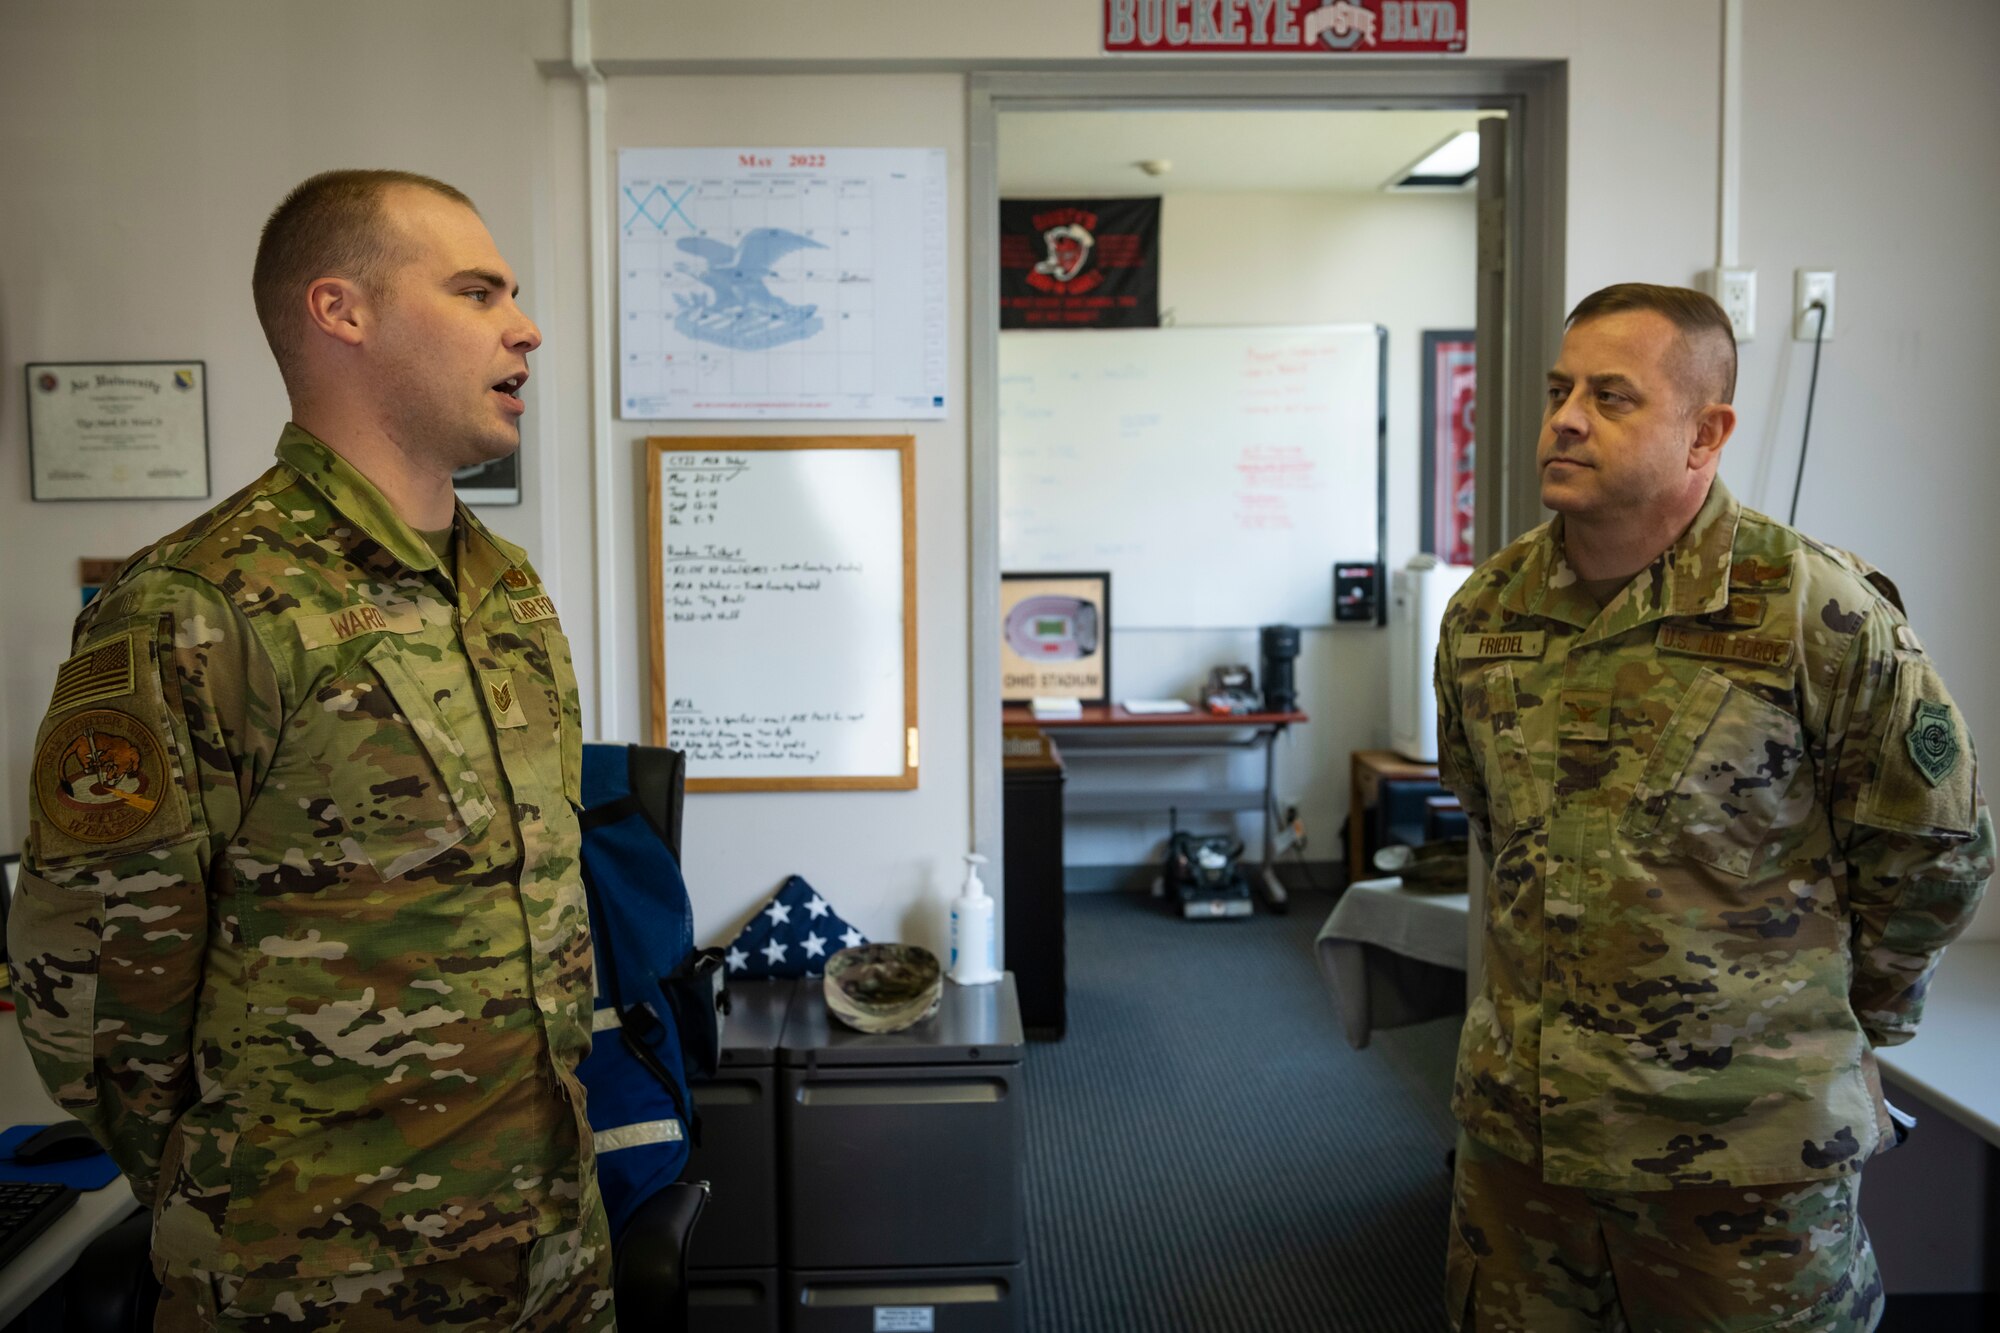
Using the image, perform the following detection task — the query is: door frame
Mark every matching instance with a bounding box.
[968,64,1568,898]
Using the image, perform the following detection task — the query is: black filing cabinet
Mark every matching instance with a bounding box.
[688,978,796,1333]
[779,976,1027,1332]
[1001,728,1066,1040]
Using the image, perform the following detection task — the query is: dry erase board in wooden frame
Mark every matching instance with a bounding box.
[647,436,917,792]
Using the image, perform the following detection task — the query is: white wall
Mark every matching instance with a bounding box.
[6,0,1998,948]
[1015,188,1477,871]
[597,74,974,949]
[0,0,562,854]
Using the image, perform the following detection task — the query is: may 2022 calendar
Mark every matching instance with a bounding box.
[618,147,948,421]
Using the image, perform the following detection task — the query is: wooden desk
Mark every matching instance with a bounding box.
[0,1007,138,1327]
[1001,705,1307,910]
[1348,749,1441,883]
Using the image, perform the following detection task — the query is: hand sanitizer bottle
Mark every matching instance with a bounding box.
[949,853,1000,986]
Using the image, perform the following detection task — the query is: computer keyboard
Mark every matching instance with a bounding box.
[0,1179,78,1270]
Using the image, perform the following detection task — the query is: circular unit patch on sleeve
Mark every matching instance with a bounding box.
[34,708,168,845]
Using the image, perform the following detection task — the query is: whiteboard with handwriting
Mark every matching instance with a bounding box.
[647,438,916,790]
[999,325,1383,628]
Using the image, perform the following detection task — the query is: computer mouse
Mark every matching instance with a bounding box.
[12,1119,105,1165]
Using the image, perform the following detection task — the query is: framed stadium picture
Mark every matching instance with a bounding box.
[1000,571,1110,704]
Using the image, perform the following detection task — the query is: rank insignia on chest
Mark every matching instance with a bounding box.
[1558,689,1613,742]
[1907,700,1960,786]
[483,669,528,729]
[1458,630,1545,660]
[508,593,558,624]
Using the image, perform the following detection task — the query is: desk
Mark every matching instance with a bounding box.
[1348,749,1440,882]
[1001,705,1306,910]
[0,1008,138,1328]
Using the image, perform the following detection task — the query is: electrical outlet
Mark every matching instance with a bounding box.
[1794,269,1837,341]
[1703,267,1757,341]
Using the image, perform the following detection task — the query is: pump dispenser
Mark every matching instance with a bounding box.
[948,852,1000,986]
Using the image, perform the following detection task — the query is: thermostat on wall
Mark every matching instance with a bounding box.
[1333,561,1382,625]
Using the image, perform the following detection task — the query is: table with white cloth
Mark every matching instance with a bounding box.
[1315,876,1470,1049]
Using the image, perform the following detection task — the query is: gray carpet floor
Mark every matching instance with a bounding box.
[1023,889,1462,1332]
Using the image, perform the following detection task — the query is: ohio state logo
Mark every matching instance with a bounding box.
[1306,1,1378,50]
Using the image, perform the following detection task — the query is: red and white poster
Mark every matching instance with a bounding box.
[1422,331,1477,566]
[1104,1,1468,55]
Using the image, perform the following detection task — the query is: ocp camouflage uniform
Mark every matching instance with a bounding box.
[1435,479,1993,1330]
[7,426,612,1327]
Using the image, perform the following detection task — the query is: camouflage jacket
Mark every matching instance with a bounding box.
[1436,480,1993,1191]
[7,426,597,1279]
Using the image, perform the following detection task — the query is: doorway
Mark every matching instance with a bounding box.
[969,66,1567,898]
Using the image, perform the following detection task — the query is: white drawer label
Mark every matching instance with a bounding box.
[874,1309,935,1332]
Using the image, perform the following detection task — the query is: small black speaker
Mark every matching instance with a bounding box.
[1260,623,1300,714]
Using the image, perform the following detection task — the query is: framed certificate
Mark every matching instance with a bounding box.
[27,361,211,501]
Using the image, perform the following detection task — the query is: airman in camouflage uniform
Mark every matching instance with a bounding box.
[1436,284,1993,1331]
[8,172,613,1329]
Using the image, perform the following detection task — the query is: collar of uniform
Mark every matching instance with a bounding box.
[451,498,515,616]
[1662,479,1739,617]
[276,425,446,579]
[1498,481,1739,633]
[1498,524,1596,628]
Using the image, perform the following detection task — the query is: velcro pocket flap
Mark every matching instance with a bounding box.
[1855,656,1977,838]
[323,639,494,880]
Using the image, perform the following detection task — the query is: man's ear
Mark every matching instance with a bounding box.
[1689,401,1737,472]
[304,276,369,349]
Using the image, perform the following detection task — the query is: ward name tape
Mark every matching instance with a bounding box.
[296,603,423,650]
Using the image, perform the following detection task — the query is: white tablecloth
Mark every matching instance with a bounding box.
[1315,876,1470,1049]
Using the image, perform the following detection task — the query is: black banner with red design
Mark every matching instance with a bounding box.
[1000,197,1160,329]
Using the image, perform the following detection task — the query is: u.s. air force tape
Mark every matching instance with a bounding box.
[1656,625,1794,668]
[509,593,558,624]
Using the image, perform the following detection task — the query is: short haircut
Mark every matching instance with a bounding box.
[1566,282,1738,406]
[253,169,477,388]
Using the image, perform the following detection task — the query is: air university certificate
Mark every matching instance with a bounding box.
[27,361,210,500]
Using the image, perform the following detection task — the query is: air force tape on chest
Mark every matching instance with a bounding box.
[508,591,558,624]
[1656,624,1794,669]
[1457,630,1545,660]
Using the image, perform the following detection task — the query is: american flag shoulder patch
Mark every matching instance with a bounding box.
[48,632,136,713]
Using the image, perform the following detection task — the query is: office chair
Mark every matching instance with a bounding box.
[610,743,710,1333]
[61,746,707,1333]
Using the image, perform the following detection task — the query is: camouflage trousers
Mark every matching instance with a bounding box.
[154,1209,615,1332]
[1446,1133,1884,1333]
